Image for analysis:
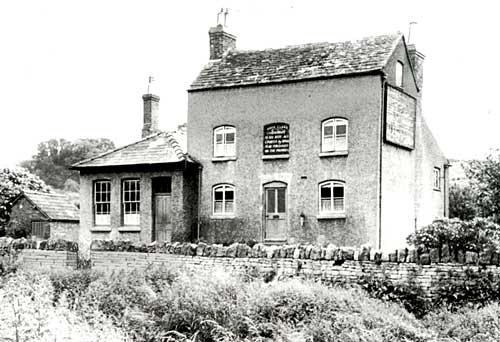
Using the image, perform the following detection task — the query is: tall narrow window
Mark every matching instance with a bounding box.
[433,167,441,191]
[214,126,236,157]
[122,179,140,225]
[396,61,404,87]
[319,181,345,214]
[213,184,235,216]
[322,118,348,152]
[94,180,111,226]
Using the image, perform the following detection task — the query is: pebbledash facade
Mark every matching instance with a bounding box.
[74,25,448,251]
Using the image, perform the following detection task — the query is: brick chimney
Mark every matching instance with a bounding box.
[209,24,236,60]
[142,94,160,138]
[408,44,425,90]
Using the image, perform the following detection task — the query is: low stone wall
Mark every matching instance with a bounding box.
[90,250,500,299]
[19,249,78,270]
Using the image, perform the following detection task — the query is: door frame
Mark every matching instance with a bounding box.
[263,181,288,242]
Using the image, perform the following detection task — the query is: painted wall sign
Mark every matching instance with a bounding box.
[385,85,416,150]
[263,123,290,155]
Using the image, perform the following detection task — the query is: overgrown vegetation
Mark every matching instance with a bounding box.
[3,266,500,341]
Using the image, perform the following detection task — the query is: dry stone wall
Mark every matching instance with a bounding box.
[90,240,500,299]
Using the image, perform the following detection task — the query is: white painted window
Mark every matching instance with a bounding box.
[433,167,441,191]
[319,181,345,214]
[122,179,140,225]
[322,118,348,152]
[214,126,236,157]
[94,180,111,226]
[213,184,235,215]
[396,61,404,87]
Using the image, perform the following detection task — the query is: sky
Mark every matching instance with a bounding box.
[1,0,499,168]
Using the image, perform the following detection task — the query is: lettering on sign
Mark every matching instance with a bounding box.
[263,123,290,155]
[385,85,416,149]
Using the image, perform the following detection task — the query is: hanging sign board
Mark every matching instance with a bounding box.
[263,123,290,155]
[384,85,416,150]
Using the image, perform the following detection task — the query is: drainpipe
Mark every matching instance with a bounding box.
[443,161,450,217]
[378,72,387,249]
[197,164,203,241]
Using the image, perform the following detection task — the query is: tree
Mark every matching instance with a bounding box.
[0,168,50,236]
[466,152,500,224]
[21,138,115,190]
[449,183,478,221]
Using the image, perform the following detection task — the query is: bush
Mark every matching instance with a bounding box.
[407,217,500,252]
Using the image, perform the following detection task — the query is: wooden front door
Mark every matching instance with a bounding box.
[264,185,287,241]
[154,194,172,242]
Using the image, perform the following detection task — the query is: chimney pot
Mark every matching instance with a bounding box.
[142,94,160,138]
[209,24,236,60]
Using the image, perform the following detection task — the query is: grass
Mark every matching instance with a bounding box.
[1,266,500,341]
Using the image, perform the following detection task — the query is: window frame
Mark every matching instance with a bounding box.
[212,184,235,217]
[318,180,345,216]
[213,125,236,158]
[31,221,50,239]
[94,180,111,226]
[395,60,404,88]
[122,178,141,226]
[321,118,348,153]
[433,167,441,191]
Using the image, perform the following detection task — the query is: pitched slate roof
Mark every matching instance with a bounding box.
[71,131,194,169]
[20,191,79,221]
[190,33,402,90]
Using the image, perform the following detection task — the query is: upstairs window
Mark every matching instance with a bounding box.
[433,167,441,191]
[94,180,111,226]
[322,118,348,152]
[319,181,345,214]
[214,126,236,157]
[396,61,404,87]
[213,184,234,216]
[122,179,140,225]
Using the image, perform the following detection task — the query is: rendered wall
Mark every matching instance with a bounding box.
[188,76,382,247]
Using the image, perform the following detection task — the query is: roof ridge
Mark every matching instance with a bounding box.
[71,132,164,168]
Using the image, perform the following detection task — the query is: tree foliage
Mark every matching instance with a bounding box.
[21,138,115,190]
[466,152,500,224]
[449,183,478,221]
[0,168,50,236]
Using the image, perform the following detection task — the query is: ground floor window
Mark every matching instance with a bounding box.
[433,167,441,191]
[94,180,111,225]
[213,184,234,216]
[319,181,345,214]
[32,221,50,239]
[123,179,140,225]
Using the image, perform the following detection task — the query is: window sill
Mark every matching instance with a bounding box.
[433,188,441,192]
[210,215,236,220]
[317,213,346,220]
[262,154,289,160]
[319,151,348,158]
[90,226,112,232]
[118,226,141,232]
[212,156,237,162]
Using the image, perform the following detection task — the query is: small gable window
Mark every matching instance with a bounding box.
[122,179,140,226]
[214,126,236,158]
[322,118,348,153]
[94,180,111,226]
[396,61,404,87]
[433,167,441,191]
[319,181,345,214]
[213,184,235,216]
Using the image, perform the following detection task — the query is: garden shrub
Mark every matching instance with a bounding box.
[407,217,500,252]
[49,269,102,306]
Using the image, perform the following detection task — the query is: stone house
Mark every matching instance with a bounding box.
[72,95,200,252]
[9,191,79,241]
[187,25,449,249]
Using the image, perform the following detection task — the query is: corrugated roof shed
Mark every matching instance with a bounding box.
[190,33,402,90]
[72,131,194,169]
[20,191,79,221]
